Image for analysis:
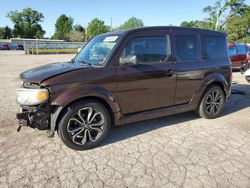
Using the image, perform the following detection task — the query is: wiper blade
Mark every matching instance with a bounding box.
[75,60,92,66]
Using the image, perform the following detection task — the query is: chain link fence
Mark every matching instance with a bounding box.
[10,39,85,54]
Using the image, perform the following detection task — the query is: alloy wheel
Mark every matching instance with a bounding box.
[67,107,105,145]
[205,89,223,116]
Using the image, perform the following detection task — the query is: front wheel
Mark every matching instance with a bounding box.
[197,85,225,119]
[58,100,110,150]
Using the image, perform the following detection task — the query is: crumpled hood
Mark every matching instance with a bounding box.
[20,61,91,84]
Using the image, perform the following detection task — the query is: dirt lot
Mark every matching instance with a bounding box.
[0,51,250,188]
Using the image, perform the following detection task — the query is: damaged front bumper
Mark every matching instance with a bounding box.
[16,104,63,137]
[16,106,50,132]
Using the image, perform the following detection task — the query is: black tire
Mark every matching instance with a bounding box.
[197,85,225,119]
[58,100,110,150]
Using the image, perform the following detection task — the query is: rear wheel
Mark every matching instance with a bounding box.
[58,100,110,150]
[197,85,225,119]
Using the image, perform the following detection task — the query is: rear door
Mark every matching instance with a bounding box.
[173,30,204,105]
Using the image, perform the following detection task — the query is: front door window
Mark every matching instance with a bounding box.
[120,36,171,64]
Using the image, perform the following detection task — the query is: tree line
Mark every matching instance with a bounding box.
[180,0,250,43]
[0,7,144,42]
[0,0,249,43]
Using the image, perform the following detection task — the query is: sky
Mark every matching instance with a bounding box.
[1,0,250,37]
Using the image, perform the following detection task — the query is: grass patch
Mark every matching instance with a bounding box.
[28,49,78,54]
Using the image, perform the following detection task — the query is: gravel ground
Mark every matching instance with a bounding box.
[0,51,250,188]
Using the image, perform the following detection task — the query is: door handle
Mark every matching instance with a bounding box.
[164,70,174,77]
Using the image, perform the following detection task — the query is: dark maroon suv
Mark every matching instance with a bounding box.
[228,43,250,69]
[16,27,232,150]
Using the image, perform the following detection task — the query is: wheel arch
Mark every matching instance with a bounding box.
[196,81,227,119]
[191,73,230,109]
[205,81,226,97]
[195,78,228,110]
[51,96,117,134]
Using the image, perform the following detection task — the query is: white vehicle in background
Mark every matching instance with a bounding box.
[245,69,250,82]
[244,51,250,83]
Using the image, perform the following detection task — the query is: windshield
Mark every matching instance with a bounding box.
[74,35,119,66]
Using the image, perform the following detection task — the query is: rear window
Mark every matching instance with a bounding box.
[236,44,247,54]
[202,36,227,59]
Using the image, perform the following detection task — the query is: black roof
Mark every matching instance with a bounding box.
[104,26,227,36]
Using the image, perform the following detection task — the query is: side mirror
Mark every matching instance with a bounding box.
[119,55,137,66]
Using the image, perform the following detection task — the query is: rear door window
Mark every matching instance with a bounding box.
[175,35,198,61]
[202,36,228,59]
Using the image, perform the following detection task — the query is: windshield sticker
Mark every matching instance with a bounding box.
[103,36,118,42]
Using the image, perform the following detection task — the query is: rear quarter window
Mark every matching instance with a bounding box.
[202,36,228,59]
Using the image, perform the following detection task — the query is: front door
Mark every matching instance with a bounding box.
[114,32,176,114]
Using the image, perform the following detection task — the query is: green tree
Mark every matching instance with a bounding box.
[0,26,12,39]
[87,18,109,37]
[3,26,12,39]
[226,5,250,42]
[203,0,247,31]
[180,20,203,28]
[180,20,214,30]
[118,17,144,30]
[68,31,85,42]
[180,0,248,38]
[0,28,4,38]
[53,14,74,40]
[74,24,85,33]
[68,24,86,42]
[7,7,45,38]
